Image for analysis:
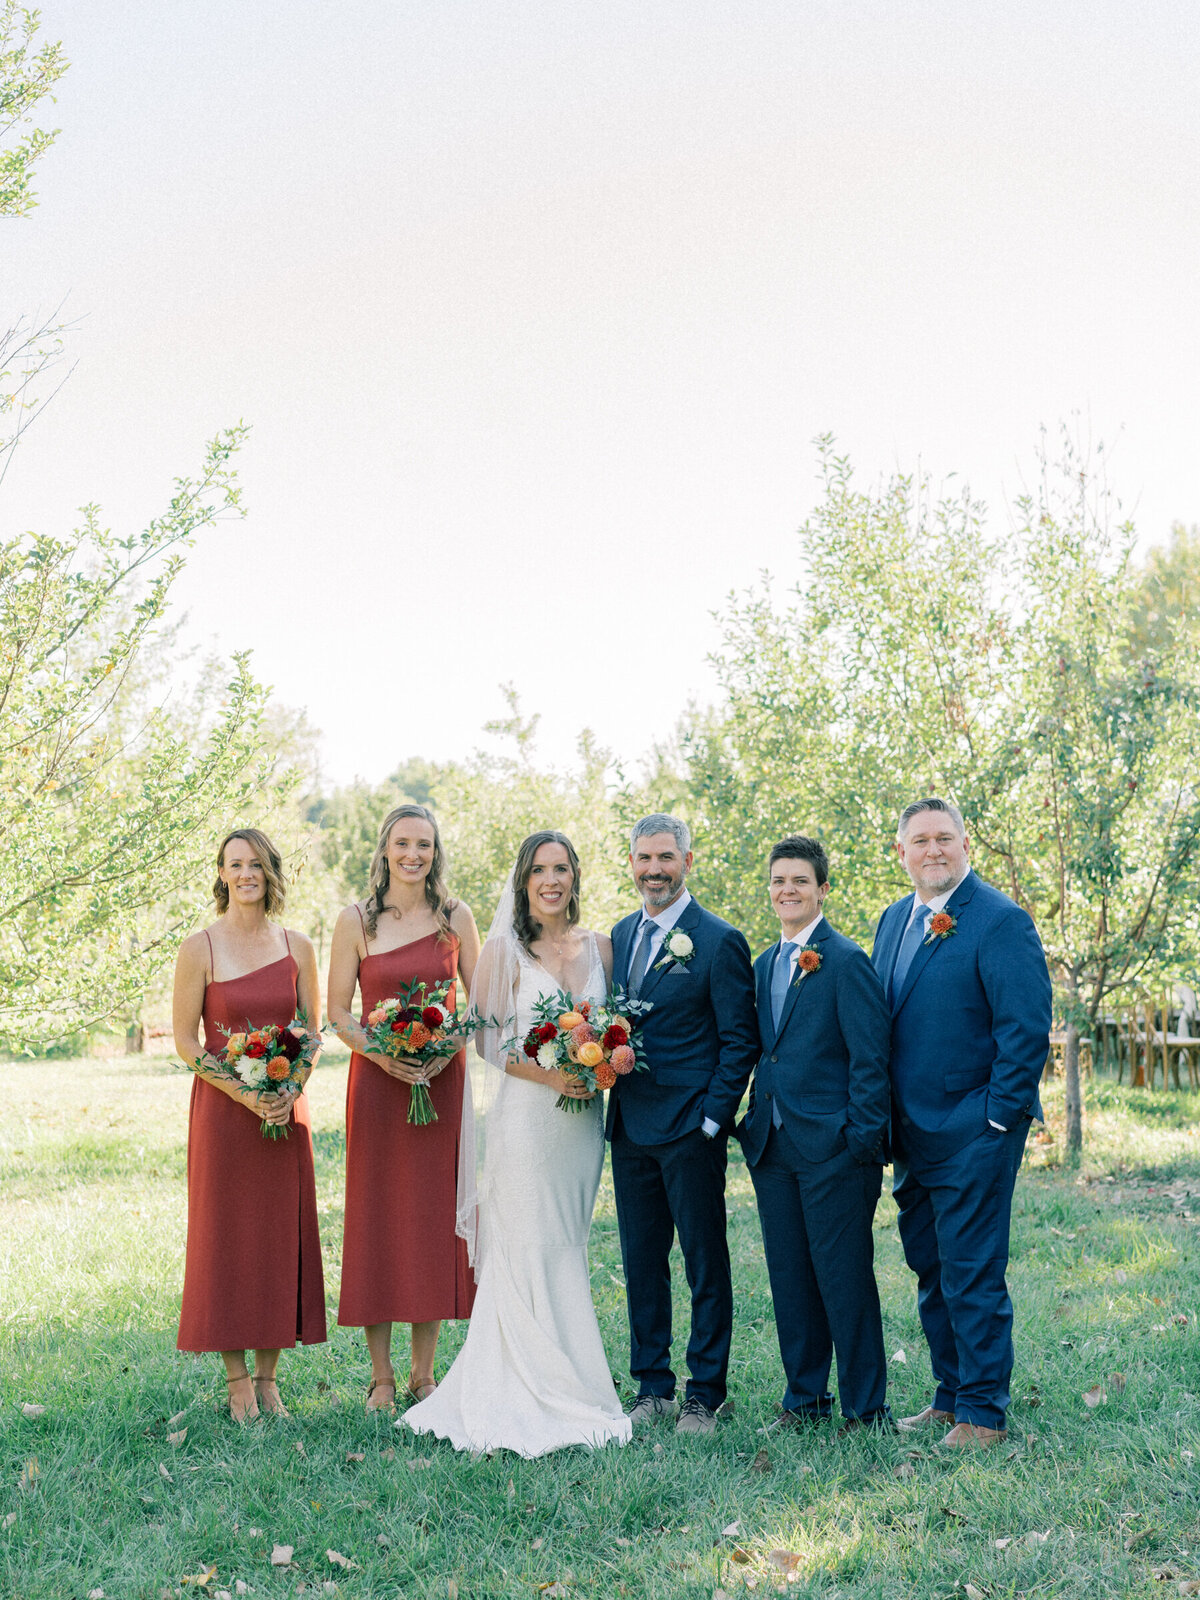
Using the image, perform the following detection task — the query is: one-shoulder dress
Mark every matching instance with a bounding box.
[337,920,475,1326]
[177,933,327,1352]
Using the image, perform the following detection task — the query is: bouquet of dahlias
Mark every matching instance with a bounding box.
[361,979,460,1126]
[514,989,652,1112]
[197,1017,318,1140]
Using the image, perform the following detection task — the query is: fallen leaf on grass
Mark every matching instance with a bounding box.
[994,1538,1012,1550]
[750,1448,771,1474]
[721,1521,741,1538]
[181,1565,217,1586]
[964,1586,985,1600]
[20,1403,44,1419]
[447,1584,459,1600]
[768,1550,802,1574]
[890,1348,907,1363]
[215,1591,232,1599]
[1108,1371,1127,1394]
[1152,1569,1182,1582]
[167,1410,188,1428]
[652,1441,664,1456]
[167,1429,188,1447]
[533,1537,545,1550]
[893,1463,916,1480]
[1174,1314,1190,1326]
[2,1513,15,1529]
[380,1447,395,1461]
[18,1458,38,1490]
[614,1537,628,1547]
[326,1550,357,1570]
[1082,1385,1106,1408]
[713,1591,733,1600]
[235,1584,248,1596]
[538,1585,569,1598]
[940,1506,967,1523]
[345,1452,365,1463]
[407,1457,434,1471]
[730,1546,753,1565]
[1126,1526,1159,1552]
[88,1590,104,1599]
[246,1529,261,1539]
[270,1544,293,1567]
[1024,1530,1050,1546]
[158,1463,173,1482]
[294,1441,307,1457]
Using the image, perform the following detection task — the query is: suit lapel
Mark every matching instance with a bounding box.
[894,872,978,1013]
[613,915,636,990]
[773,919,831,1045]
[756,950,775,1046]
[636,896,702,1003]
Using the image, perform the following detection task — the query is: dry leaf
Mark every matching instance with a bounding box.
[1175,1314,1191,1326]
[940,1506,967,1523]
[2,1512,16,1529]
[539,1586,569,1598]
[1152,1569,1182,1582]
[216,1592,232,1599]
[721,1521,741,1537]
[20,1403,44,1419]
[652,1441,664,1456]
[1082,1384,1105,1408]
[18,1458,38,1490]
[167,1429,188,1447]
[964,1587,985,1600]
[447,1584,458,1600]
[750,1448,771,1474]
[345,1452,364,1463]
[893,1463,916,1479]
[1025,1530,1050,1546]
[1108,1371,1127,1394]
[713,1592,733,1600]
[294,1441,307,1457]
[730,1546,753,1565]
[236,1584,248,1596]
[168,1410,188,1427]
[533,1537,545,1550]
[768,1550,802,1574]
[158,1463,173,1483]
[380,1447,395,1461]
[88,1590,104,1599]
[270,1544,294,1567]
[407,1457,434,1471]
[181,1566,217,1587]
[1177,1582,1200,1596]
[994,1538,1012,1549]
[326,1550,357,1570]
[247,1529,261,1539]
[890,1348,907,1364]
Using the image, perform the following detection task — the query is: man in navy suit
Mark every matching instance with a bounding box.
[608,813,758,1436]
[741,835,892,1431]
[872,797,1051,1449]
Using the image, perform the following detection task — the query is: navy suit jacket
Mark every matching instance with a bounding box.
[606,896,758,1145]
[740,917,891,1168]
[871,869,1052,1166]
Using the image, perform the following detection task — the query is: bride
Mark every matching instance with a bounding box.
[404,830,632,1457]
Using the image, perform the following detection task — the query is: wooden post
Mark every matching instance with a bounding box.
[1164,992,1177,1090]
[1145,1001,1156,1089]
[1064,1021,1083,1154]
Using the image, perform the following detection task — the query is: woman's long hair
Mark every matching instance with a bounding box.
[212,827,287,916]
[364,804,455,942]
[511,830,581,951]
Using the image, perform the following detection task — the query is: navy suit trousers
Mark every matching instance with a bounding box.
[749,1121,889,1421]
[892,1122,1029,1428]
[610,1114,732,1409]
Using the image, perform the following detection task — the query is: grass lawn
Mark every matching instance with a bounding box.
[1,1057,1199,1600]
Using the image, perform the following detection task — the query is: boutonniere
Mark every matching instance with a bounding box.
[655,929,695,970]
[792,945,822,986]
[923,911,957,945]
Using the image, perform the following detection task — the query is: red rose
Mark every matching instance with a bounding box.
[602,1024,629,1049]
[536,1022,558,1043]
[245,1039,267,1058]
[422,1005,445,1028]
[523,1036,540,1059]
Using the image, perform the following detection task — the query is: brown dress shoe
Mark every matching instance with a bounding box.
[939,1421,1007,1449]
[897,1404,956,1430]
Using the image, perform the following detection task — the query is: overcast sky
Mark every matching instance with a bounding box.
[6,1,1199,785]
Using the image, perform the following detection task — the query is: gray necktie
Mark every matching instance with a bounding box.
[627,919,657,999]
[770,940,795,1028]
[890,904,931,1003]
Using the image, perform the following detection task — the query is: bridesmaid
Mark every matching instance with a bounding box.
[174,827,327,1421]
[328,804,480,1411]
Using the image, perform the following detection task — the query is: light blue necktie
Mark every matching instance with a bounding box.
[890,904,931,1003]
[770,940,795,1028]
[627,918,657,999]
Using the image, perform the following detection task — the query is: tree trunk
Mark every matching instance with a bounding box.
[125,1016,145,1054]
[1064,1020,1083,1155]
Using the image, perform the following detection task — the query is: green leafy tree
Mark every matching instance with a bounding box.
[686,434,1200,1153]
[1,3,67,216]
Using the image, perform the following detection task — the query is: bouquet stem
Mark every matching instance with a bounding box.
[408,1082,438,1126]
[555,1093,589,1113]
[261,1121,291,1140]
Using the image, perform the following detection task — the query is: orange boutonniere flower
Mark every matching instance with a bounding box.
[924,911,957,945]
[792,946,822,986]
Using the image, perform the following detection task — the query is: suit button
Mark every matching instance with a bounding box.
[771,1055,778,1063]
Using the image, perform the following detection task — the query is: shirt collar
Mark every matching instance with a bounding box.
[641,888,692,932]
[780,913,823,951]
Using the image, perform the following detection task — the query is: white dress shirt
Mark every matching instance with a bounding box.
[775,913,825,978]
[634,888,693,969]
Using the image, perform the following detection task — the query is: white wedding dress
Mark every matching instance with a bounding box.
[404,933,631,1458]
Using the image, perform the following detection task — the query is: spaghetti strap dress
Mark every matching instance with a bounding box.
[337,916,475,1326]
[177,931,327,1352]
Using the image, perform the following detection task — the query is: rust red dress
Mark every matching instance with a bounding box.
[337,919,475,1326]
[177,934,327,1352]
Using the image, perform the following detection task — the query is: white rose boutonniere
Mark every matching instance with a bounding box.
[655,929,695,971]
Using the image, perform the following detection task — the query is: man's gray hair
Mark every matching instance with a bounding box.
[630,812,691,854]
[897,796,965,838]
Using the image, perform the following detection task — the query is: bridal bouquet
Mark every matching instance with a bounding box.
[362,979,460,1126]
[516,989,652,1113]
[194,1016,318,1140]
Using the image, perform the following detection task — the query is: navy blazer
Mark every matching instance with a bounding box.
[606,896,758,1145]
[871,869,1052,1166]
[740,917,891,1168]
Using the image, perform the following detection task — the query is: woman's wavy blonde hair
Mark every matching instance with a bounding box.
[212,827,287,916]
[364,804,455,942]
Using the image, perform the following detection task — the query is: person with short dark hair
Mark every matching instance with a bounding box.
[740,835,892,1432]
[873,799,1051,1449]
